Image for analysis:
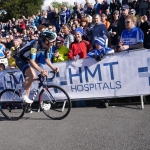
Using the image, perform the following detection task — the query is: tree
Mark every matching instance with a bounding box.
[0,0,43,21]
[51,1,73,11]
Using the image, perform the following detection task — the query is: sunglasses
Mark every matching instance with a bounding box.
[56,41,61,44]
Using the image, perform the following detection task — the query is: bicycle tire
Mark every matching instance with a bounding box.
[0,89,25,120]
[39,85,71,120]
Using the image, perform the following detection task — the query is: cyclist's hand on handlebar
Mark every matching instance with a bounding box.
[41,70,48,77]
[53,67,59,73]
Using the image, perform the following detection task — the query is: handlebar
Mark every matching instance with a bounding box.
[37,71,56,82]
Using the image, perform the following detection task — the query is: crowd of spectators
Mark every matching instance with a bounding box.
[0,0,150,69]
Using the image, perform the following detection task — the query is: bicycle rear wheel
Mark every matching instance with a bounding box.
[0,89,24,120]
[39,85,71,120]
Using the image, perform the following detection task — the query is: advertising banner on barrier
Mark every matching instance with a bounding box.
[0,49,150,100]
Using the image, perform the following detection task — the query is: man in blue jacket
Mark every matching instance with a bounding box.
[91,14,108,48]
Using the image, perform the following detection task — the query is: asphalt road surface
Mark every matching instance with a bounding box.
[0,104,150,150]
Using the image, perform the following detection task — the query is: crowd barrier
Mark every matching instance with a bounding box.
[0,49,150,109]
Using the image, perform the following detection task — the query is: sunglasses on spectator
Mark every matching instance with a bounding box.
[56,41,62,44]
[125,21,131,24]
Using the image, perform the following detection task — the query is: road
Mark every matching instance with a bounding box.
[0,104,150,150]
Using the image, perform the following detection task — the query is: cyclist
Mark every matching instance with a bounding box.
[13,31,58,104]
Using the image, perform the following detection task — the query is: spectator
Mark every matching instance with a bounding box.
[94,0,101,14]
[105,9,112,22]
[140,15,150,48]
[129,9,140,27]
[91,14,108,47]
[5,35,13,49]
[53,8,60,33]
[117,4,129,42]
[108,10,119,47]
[73,19,80,27]
[110,0,121,15]
[0,63,5,71]
[53,37,69,63]
[88,37,114,61]
[86,3,93,16]
[8,39,21,68]
[41,11,47,26]
[68,27,92,60]
[47,6,55,24]
[101,13,110,29]
[71,24,77,35]
[87,15,94,28]
[60,7,67,26]
[62,24,74,49]
[138,0,148,16]
[66,7,72,23]
[101,0,109,14]
[118,15,144,51]
[0,43,6,58]
[81,17,91,41]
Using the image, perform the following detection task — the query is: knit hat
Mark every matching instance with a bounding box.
[95,37,105,47]
[74,27,83,35]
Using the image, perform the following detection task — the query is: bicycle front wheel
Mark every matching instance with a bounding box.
[39,85,71,120]
[0,89,24,120]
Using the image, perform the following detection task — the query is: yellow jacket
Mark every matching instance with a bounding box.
[8,46,19,67]
[53,45,69,63]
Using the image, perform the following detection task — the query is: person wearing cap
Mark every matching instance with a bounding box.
[68,27,92,60]
[87,37,114,61]
[118,15,144,51]
[117,4,129,42]
[129,9,140,27]
[53,37,69,63]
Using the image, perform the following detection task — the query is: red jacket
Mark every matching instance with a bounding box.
[20,21,26,29]
[68,40,92,60]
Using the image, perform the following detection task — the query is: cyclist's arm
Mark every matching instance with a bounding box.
[45,58,57,71]
[29,48,43,73]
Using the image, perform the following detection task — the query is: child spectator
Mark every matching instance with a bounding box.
[88,37,114,61]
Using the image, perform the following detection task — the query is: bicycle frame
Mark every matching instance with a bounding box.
[9,73,57,106]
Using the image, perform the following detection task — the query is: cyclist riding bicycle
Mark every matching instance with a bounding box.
[13,31,58,104]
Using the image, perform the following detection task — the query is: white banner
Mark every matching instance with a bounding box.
[0,49,150,100]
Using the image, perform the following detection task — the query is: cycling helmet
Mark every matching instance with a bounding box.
[40,30,57,43]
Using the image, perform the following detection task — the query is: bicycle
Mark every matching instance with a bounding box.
[0,71,71,120]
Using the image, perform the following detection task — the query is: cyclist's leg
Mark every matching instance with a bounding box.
[24,66,36,96]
